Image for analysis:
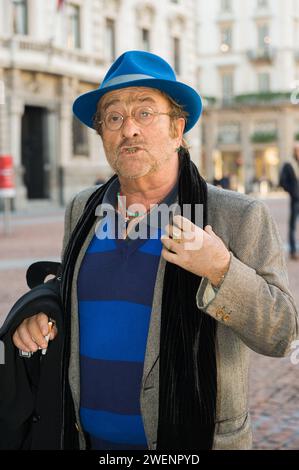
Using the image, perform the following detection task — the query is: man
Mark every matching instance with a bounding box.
[279,147,299,260]
[12,51,298,450]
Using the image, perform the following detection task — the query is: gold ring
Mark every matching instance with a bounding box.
[172,235,183,244]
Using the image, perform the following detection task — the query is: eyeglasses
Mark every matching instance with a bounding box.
[97,106,175,131]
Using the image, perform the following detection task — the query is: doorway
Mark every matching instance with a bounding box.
[21,106,50,199]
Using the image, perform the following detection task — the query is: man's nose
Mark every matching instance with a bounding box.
[121,116,141,138]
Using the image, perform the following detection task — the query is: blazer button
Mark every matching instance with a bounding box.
[215,306,225,319]
[32,414,40,423]
[222,313,230,322]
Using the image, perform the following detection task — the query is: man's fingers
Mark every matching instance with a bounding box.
[15,325,39,352]
[36,313,51,336]
[161,235,180,253]
[165,224,184,241]
[36,313,58,340]
[12,313,59,353]
[49,324,58,341]
[204,225,213,234]
[12,330,32,353]
[172,215,195,233]
[172,216,205,242]
[161,247,179,264]
[27,317,49,349]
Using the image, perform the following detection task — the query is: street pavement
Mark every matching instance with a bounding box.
[0,193,298,449]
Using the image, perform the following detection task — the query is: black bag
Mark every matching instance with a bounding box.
[0,261,66,449]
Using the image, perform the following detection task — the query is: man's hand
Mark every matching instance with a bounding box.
[12,313,58,353]
[161,215,230,287]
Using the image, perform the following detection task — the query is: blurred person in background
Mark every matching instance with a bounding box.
[279,146,299,260]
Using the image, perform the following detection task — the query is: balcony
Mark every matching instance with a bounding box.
[202,96,217,108]
[247,46,276,64]
[251,131,278,143]
[234,92,290,106]
[201,92,291,111]
[0,36,105,81]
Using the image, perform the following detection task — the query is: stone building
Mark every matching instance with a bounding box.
[198,0,299,192]
[0,0,199,207]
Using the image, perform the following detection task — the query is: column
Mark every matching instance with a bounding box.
[188,123,201,170]
[241,113,253,193]
[204,112,218,183]
[0,70,9,155]
[278,109,294,164]
[59,77,73,204]
[46,108,60,203]
[59,78,73,166]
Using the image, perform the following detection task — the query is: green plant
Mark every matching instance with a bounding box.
[235,92,290,104]
[251,131,277,143]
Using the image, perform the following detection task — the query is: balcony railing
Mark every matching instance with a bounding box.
[202,96,217,107]
[0,36,105,72]
[247,46,276,63]
[202,92,292,110]
[234,92,291,105]
[251,131,278,143]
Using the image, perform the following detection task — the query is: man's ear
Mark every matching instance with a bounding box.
[177,117,186,137]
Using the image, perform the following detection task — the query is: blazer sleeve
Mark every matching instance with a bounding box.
[196,199,299,357]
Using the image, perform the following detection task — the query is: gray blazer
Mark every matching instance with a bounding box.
[61,183,299,450]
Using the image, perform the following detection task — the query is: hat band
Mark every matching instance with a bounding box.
[102,74,156,89]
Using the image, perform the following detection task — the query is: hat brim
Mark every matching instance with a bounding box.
[72,78,202,134]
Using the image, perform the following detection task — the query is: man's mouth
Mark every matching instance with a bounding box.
[120,146,143,155]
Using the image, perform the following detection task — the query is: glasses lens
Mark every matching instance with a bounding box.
[135,107,154,126]
[105,111,123,130]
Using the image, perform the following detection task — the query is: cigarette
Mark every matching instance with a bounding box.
[41,321,53,355]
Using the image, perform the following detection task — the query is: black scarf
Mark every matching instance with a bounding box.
[157,149,217,450]
[61,149,217,450]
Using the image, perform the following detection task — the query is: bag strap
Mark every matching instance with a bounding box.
[26,261,62,289]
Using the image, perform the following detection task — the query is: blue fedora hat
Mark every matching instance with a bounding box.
[72,50,202,134]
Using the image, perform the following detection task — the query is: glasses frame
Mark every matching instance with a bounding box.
[96,106,177,131]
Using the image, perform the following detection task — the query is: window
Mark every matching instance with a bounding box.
[258,72,270,92]
[72,117,89,156]
[220,0,232,13]
[257,0,268,8]
[218,123,240,144]
[173,37,181,75]
[67,4,81,48]
[106,18,116,61]
[12,0,28,35]
[258,24,270,48]
[222,73,234,103]
[220,26,232,52]
[141,28,150,51]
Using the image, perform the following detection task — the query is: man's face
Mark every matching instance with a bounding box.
[98,87,185,179]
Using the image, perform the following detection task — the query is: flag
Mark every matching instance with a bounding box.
[57,0,65,11]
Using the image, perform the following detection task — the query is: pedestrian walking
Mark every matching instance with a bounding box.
[279,146,299,260]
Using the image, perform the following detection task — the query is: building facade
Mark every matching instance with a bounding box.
[198,0,299,193]
[1,0,299,208]
[0,0,199,207]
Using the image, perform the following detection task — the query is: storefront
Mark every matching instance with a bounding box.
[253,146,280,193]
[213,149,245,192]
